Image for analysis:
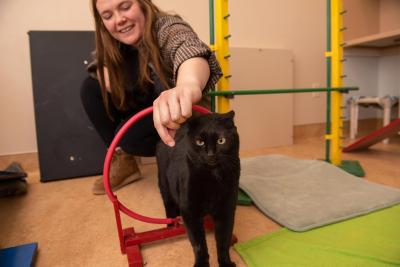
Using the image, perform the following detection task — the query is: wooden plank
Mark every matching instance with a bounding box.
[345,29,400,48]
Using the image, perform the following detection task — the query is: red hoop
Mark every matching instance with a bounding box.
[103,105,211,225]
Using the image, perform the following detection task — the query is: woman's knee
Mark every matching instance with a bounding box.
[120,134,159,157]
[118,115,159,156]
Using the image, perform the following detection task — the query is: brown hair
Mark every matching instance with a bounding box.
[91,0,171,116]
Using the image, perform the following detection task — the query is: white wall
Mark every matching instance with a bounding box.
[378,53,400,97]
[0,0,94,155]
[0,0,328,155]
[345,53,379,119]
[229,1,327,125]
[344,47,400,120]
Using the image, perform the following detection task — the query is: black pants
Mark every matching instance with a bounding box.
[80,76,160,157]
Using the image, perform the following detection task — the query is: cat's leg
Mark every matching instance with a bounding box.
[163,198,180,227]
[213,203,236,267]
[162,193,180,220]
[182,212,210,267]
[158,175,180,222]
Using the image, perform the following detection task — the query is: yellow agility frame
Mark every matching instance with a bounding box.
[211,0,355,169]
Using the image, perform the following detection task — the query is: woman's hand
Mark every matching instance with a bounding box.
[153,57,210,147]
[153,84,202,147]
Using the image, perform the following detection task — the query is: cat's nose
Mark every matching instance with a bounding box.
[206,155,217,166]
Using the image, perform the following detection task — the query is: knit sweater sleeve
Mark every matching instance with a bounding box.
[155,15,222,93]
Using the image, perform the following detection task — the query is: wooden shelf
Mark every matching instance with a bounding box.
[345,29,400,48]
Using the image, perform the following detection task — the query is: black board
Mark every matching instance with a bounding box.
[29,31,106,182]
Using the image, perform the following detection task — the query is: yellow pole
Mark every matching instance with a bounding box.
[330,0,344,165]
[215,0,230,113]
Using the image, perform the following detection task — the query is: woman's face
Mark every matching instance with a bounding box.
[96,0,145,46]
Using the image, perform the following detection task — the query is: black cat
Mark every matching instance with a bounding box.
[156,111,240,267]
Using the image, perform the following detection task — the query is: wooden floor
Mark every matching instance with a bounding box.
[0,135,399,267]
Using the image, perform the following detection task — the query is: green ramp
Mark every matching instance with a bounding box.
[234,205,400,267]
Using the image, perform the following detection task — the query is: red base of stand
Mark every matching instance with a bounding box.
[122,217,236,267]
[123,224,201,267]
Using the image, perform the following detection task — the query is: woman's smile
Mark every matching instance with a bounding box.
[96,0,145,46]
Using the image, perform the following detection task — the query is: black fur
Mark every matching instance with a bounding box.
[156,111,240,267]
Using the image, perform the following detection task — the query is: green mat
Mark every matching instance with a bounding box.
[238,189,253,205]
[234,205,400,267]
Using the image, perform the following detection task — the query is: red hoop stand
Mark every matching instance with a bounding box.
[103,105,223,267]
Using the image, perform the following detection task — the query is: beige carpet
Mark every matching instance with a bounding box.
[1,136,399,267]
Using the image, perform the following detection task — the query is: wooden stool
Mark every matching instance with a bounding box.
[348,96,398,144]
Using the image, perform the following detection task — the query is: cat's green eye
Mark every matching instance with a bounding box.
[217,137,226,145]
[196,140,205,146]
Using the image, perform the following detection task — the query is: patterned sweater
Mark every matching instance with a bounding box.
[154,14,222,93]
[88,14,222,95]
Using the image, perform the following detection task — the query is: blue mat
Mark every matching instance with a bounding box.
[0,243,38,267]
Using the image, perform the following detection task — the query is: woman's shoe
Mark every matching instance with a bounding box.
[92,148,142,195]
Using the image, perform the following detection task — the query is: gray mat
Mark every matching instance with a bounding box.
[239,154,400,232]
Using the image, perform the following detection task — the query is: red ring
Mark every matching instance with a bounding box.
[103,105,211,224]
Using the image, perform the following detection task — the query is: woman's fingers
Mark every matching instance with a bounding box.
[179,92,193,120]
[153,87,195,146]
[153,101,175,147]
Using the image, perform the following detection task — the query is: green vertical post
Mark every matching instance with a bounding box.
[209,0,216,112]
[209,0,215,45]
[325,0,332,163]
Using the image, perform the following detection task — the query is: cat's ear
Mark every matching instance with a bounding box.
[185,115,200,132]
[217,110,236,128]
[221,110,235,119]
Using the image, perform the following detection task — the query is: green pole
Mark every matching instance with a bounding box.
[207,87,357,96]
[209,0,216,112]
[326,0,332,163]
[209,0,215,46]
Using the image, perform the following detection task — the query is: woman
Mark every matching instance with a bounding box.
[81,0,222,194]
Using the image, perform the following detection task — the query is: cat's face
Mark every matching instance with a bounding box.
[186,111,239,167]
